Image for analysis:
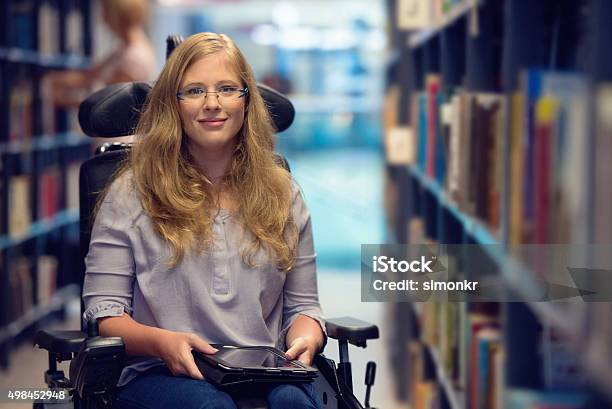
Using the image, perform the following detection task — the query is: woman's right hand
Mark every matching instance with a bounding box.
[154,331,218,379]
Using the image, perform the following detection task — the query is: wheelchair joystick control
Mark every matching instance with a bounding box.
[87,319,99,338]
[364,361,376,408]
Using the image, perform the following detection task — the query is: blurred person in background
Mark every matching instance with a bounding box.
[48,0,156,143]
[49,0,155,105]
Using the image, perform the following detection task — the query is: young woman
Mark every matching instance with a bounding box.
[82,32,325,409]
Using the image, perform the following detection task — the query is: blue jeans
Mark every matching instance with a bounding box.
[114,365,321,409]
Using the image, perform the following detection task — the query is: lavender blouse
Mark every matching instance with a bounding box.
[82,173,326,386]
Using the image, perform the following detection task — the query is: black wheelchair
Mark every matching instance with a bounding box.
[32,36,380,409]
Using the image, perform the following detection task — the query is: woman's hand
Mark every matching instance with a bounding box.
[154,331,218,379]
[284,336,319,366]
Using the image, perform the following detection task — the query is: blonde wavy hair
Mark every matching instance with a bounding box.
[109,32,298,270]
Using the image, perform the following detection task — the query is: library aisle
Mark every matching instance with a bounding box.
[4,0,612,409]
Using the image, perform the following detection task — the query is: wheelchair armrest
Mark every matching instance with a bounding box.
[70,335,126,401]
[34,330,87,354]
[326,317,379,348]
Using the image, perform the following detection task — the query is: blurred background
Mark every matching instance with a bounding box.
[2,0,612,408]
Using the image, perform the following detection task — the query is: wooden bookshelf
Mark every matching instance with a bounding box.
[0,47,90,69]
[0,131,91,154]
[0,209,79,251]
[406,165,497,245]
[406,164,574,331]
[386,0,612,407]
[0,0,92,369]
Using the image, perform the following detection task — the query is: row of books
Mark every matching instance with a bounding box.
[7,254,58,322]
[399,218,585,409]
[8,72,64,142]
[404,70,591,245]
[5,0,84,54]
[6,162,80,239]
[412,301,585,409]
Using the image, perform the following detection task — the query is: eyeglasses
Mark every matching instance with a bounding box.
[176,85,249,103]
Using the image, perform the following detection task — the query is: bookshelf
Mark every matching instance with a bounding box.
[0,0,92,368]
[386,0,612,407]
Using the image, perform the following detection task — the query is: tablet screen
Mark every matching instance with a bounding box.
[214,347,304,369]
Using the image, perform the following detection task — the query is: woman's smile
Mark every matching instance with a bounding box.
[198,118,227,128]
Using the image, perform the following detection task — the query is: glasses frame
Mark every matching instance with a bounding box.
[176,86,249,102]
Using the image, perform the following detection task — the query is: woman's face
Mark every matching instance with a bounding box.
[177,53,246,161]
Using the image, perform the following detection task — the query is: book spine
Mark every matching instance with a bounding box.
[533,96,556,244]
[426,77,440,178]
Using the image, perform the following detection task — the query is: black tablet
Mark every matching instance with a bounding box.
[192,345,318,387]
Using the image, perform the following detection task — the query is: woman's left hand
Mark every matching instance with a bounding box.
[284,336,318,366]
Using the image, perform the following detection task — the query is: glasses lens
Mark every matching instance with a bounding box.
[218,87,239,101]
[179,87,244,102]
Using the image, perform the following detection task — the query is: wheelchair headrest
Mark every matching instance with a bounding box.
[78,81,295,138]
[79,33,295,138]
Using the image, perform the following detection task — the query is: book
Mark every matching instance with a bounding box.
[8,79,33,142]
[66,161,81,211]
[9,175,32,238]
[385,126,415,165]
[446,92,464,204]
[470,93,504,227]
[435,91,450,186]
[518,70,589,244]
[533,96,556,244]
[65,6,84,54]
[594,84,612,244]
[8,257,33,321]
[509,91,525,245]
[10,0,36,49]
[468,323,501,409]
[426,75,441,178]
[37,255,58,303]
[539,323,583,390]
[38,165,61,220]
[38,0,59,55]
[544,73,589,244]
[520,69,543,243]
[491,96,506,233]
[465,94,479,216]
[40,75,56,136]
[417,92,428,174]
[414,381,436,409]
[457,92,473,212]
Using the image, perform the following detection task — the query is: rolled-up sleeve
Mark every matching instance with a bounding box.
[279,184,327,350]
[82,181,135,326]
